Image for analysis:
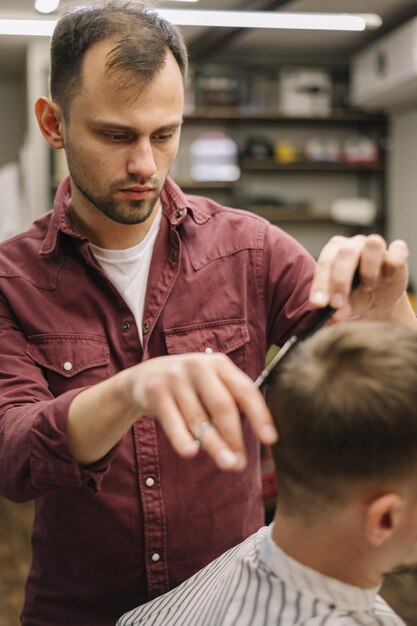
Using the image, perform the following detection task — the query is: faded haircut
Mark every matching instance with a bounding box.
[268,321,417,516]
[50,0,188,118]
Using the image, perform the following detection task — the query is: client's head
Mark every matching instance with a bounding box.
[268,320,417,578]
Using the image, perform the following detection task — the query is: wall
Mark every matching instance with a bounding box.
[25,38,51,220]
[0,76,26,168]
[388,107,417,288]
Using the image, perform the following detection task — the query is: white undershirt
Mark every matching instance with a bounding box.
[89,210,162,345]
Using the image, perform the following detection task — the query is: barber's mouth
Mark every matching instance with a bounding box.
[119,187,154,200]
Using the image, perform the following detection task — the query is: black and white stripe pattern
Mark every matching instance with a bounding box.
[116,526,405,626]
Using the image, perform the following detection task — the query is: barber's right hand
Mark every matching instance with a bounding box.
[127,352,277,471]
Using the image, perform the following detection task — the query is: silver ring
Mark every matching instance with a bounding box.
[195,420,213,443]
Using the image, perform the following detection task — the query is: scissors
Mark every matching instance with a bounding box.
[254,270,361,389]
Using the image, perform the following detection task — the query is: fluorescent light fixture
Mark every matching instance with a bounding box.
[157,10,382,31]
[34,0,60,14]
[0,19,56,36]
[0,10,382,37]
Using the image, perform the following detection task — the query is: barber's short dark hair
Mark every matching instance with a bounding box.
[50,1,188,117]
[268,321,417,516]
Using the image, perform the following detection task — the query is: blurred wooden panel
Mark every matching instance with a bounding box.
[381,571,417,625]
[0,497,33,626]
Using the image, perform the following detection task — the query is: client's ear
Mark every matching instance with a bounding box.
[364,493,404,547]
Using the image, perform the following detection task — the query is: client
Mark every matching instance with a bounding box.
[118,321,417,625]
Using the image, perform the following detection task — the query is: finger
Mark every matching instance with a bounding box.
[355,234,386,291]
[194,419,247,472]
[384,239,410,279]
[327,301,353,324]
[212,355,278,446]
[309,235,360,308]
[129,359,202,457]
[310,235,365,310]
[172,371,246,471]
[188,356,249,467]
[149,393,201,459]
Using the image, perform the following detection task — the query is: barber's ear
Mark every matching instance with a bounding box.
[34,97,65,149]
[364,493,404,547]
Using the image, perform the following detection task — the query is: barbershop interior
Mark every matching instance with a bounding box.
[1,0,417,624]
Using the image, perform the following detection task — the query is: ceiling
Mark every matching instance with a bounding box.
[1,0,417,77]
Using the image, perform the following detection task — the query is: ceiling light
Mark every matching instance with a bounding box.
[156,10,382,31]
[34,0,60,14]
[0,10,382,37]
[0,19,56,36]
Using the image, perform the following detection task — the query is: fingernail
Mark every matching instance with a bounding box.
[217,448,239,469]
[181,440,200,456]
[261,424,278,443]
[234,451,247,470]
[310,291,328,306]
[330,293,345,309]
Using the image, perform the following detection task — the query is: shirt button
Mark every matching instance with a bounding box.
[143,321,150,333]
[175,209,184,219]
[145,477,155,487]
[62,361,73,372]
[122,322,131,332]
[151,553,160,562]
[205,347,214,354]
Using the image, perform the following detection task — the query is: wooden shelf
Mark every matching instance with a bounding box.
[170,195,383,228]
[246,207,329,222]
[184,107,387,125]
[177,180,238,190]
[242,206,381,226]
[240,158,384,172]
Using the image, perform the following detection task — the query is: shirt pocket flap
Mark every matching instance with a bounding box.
[26,334,110,378]
[164,320,249,355]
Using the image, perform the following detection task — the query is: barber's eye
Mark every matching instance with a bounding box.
[107,133,128,141]
[153,132,174,141]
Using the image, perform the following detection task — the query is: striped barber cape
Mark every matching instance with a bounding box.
[116,525,403,626]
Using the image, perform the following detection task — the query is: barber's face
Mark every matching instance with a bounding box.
[60,40,184,227]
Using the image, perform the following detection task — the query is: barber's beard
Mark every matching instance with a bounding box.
[70,173,161,225]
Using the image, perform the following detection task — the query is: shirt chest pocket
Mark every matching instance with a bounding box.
[26,334,110,397]
[164,319,249,370]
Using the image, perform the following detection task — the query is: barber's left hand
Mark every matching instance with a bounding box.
[309,234,417,328]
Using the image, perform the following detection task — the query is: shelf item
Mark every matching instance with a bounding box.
[330,197,377,226]
[189,131,240,182]
[279,68,332,117]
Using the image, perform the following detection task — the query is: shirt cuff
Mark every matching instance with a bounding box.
[30,388,121,493]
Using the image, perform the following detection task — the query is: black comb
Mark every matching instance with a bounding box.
[254,269,361,388]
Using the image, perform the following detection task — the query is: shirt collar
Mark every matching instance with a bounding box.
[161,176,211,226]
[41,175,211,256]
[260,526,380,612]
[41,176,80,255]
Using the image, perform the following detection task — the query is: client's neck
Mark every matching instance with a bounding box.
[271,507,381,589]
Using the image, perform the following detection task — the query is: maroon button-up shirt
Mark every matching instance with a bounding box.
[0,177,315,625]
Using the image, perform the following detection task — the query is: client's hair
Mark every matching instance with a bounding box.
[269,321,417,517]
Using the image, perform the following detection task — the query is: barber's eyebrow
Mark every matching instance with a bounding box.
[90,119,184,132]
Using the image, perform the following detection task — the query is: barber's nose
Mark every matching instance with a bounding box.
[127,139,157,179]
